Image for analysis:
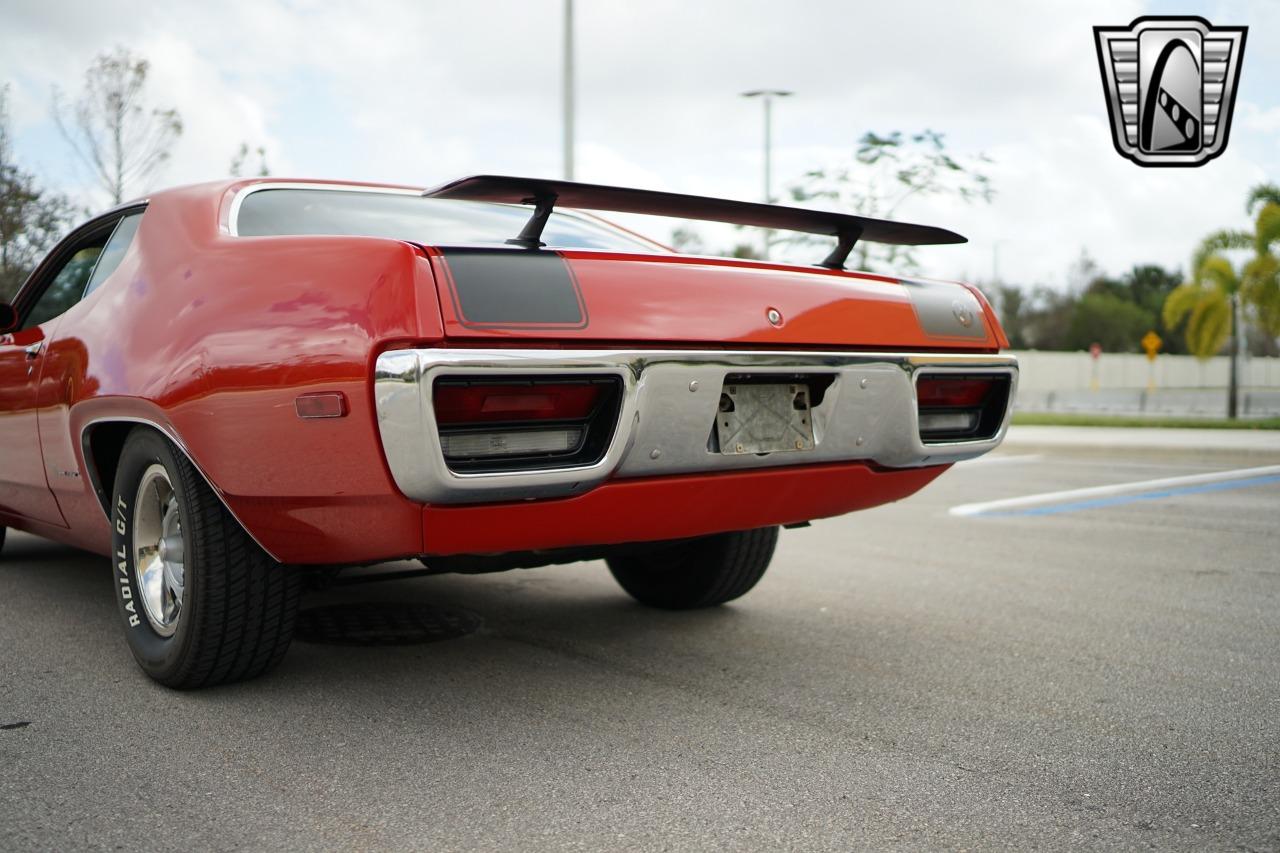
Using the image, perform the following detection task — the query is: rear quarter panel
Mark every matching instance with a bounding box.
[47,183,441,561]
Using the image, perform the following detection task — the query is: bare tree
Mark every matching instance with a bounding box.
[53,47,183,205]
[787,130,993,273]
[668,226,704,254]
[229,142,270,177]
[1,85,75,301]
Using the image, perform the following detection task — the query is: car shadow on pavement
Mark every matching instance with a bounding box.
[1,533,774,700]
[0,529,106,569]
[282,561,757,689]
[0,531,120,634]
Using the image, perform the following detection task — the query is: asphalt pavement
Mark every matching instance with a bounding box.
[2,429,1278,852]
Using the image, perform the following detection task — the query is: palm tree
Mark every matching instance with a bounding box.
[1163,231,1246,356]
[1242,184,1280,342]
[1162,228,1249,417]
[1163,183,1280,418]
[1246,183,1280,212]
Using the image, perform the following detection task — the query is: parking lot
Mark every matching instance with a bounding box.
[2,430,1278,851]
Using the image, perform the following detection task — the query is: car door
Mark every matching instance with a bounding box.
[0,219,119,526]
[0,319,64,524]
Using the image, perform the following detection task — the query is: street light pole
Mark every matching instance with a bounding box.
[563,0,575,180]
[741,89,792,258]
[1228,291,1242,419]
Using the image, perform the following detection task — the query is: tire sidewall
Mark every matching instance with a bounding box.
[111,430,197,681]
[607,526,778,609]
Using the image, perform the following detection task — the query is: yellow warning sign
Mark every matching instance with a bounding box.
[1141,330,1162,362]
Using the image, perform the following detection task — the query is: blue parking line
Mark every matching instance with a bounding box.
[992,474,1280,517]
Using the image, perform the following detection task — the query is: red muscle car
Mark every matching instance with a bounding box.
[0,176,1017,687]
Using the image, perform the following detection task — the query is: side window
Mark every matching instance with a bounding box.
[22,243,105,329]
[84,212,143,297]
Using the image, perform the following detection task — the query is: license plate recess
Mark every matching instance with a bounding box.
[716,382,816,455]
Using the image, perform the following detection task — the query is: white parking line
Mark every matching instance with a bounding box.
[949,464,1280,517]
[957,453,1043,467]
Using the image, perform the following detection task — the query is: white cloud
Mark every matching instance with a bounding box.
[136,35,287,188]
[1239,102,1280,134]
[0,0,1275,287]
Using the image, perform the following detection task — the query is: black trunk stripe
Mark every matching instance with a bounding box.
[439,247,588,330]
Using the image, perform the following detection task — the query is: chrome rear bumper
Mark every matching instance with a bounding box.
[373,348,1018,504]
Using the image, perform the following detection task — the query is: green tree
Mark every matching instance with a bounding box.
[786,129,993,272]
[1019,285,1077,351]
[1163,226,1256,417]
[53,46,183,205]
[993,261,1185,354]
[0,85,75,302]
[1246,182,1280,213]
[1164,184,1280,357]
[1162,230,1246,359]
[1086,264,1187,354]
[1065,292,1154,352]
[1241,183,1280,343]
[993,284,1028,349]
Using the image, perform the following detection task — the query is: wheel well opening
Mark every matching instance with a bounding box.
[84,422,138,516]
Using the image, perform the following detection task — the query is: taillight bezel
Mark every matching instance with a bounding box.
[430,375,623,473]
[914,372,1012,444]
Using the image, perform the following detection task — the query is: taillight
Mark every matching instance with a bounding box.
[439,428,582,459]
[916,374,1010,443]
[434,383,604,424]
[432,377,621,472]
[916,378,994,409]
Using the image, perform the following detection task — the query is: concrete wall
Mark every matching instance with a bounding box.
[1008,350,1280,391]
[1007,351,1280,418]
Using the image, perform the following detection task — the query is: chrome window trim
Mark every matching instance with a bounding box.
[225,182,423,237]
[82,209,146,299]
[374,348,1019,504]
[79,217,123,298]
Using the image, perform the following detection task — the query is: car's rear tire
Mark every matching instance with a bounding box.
[606,526,779,609]
[0,524,6,556]
[111,428,301,688]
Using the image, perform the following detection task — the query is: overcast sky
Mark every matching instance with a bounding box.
[2,0,1277,288]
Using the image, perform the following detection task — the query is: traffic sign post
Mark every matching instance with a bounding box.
[1141,331,1162,392]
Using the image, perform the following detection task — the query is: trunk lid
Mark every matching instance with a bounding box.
[424,248,1003,351]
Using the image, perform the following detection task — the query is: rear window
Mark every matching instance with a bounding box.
[234,188,664,252]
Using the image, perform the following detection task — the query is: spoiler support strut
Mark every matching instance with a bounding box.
[506,192,558,249]
[818,224,863,271]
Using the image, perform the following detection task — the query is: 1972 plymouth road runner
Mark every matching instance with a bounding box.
[0,176,1016,687]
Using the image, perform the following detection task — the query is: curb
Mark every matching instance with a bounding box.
[1001,425,1280,455]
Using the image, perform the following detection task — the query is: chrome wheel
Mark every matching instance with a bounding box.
[133,464,185,637]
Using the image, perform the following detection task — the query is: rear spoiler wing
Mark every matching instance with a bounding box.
[423,174,965,271]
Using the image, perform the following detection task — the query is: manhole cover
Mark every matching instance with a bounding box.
[295,603,482,646]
